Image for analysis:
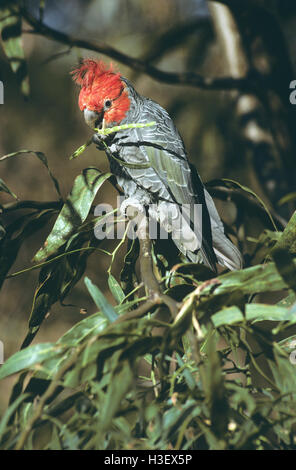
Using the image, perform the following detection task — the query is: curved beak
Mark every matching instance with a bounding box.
[83,108,104,129]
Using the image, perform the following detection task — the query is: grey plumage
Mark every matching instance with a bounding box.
[95,78,242,271]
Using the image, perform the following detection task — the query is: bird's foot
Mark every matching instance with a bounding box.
[92,132,114,150]
[149,201,179,233]
[120,198,145,220]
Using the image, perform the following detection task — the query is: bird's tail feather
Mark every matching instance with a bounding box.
[212,229,242,270]
[184,232,242,271]
[172,187,243,271]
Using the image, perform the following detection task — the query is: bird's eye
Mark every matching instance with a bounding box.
[104,99,112,109]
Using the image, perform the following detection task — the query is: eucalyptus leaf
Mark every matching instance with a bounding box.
[84,276,118,323]
[198,261,294,322]
[0,343,65,380]
[34,168,111,262]
[108,274,125,304]
[58,314,107,346]
[0,393,30,441]
[0,4,29,96]
[212,303,294,328]
[0,177,17,199]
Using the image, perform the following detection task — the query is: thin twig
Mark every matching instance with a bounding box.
[2,200,62,212]
[113,299,158,325]
[41,47,72,65]
[207,186,286,230]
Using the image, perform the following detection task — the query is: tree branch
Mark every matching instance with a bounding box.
[137,215,179,318]
[20,8,261,91]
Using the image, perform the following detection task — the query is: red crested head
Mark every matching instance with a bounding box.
[71,59,130,126]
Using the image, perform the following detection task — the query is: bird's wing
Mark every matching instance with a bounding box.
[133,101,201,205]
[115,99,241,271]
[130,101,218,270]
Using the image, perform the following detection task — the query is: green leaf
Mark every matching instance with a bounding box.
[278,192,296,206]
[0,177,17,199]
[108,274,125,304]
[58,313,107,346]
[272,247,296,292]
[204,333,228,439]
[250,229,281,264]
[161,399,200,443]
[207,178,277,230]
[22,233,102,348]
[271,212,296,256]
[0,4,29,96]
[0,210,54,290]
[277,291,296,308]
[69,138,93,160]
[278,334,296,354]
[21,267,63,348]
[0,343,65,380]
[84,276,118,323]
[170,259,295,336]
[70,122,156,161]
[0,150,62,199]
[99,361,133,430]
[212,303,294,328]
[175,353,196,391]
[33,168,111,262]
[120,237,139,295]
[95,121,156,135]
[0,223,6,241]
[226,383,256,415]
[0,393,30,442]
[269,347,296,396]
[211,261,292,296]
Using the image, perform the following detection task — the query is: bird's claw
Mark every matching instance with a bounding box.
[120,198,145,220]
[92,132,114,150]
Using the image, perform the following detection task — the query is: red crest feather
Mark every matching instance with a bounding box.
[71,58,130,123]
[71,59,117,87]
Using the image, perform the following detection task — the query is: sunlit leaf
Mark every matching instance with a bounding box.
[58,313,107,346]
[0,343,65,380]
[0,177,17,199]
[84,276,118,323]
[34,168,111,262]
[212,303,294,328]
[108,274,125,304]
[0,393,30,442]
[0,3,29,96]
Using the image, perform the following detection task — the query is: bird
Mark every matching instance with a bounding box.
[72,59,242,272]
